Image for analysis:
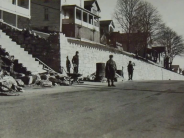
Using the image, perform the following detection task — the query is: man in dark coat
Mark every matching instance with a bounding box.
[72,51,79,74]
[127,61,134,80]
[66,56,71,73]
[105,55,117,87]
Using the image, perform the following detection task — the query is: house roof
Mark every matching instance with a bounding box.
[100,20,115,28]
[152,46,165,53]
[84,0,101,12]
[171,65,180,68]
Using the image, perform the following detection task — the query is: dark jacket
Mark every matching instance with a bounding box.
[105,59,117,79]
[128,63,134,72]
[66,59,71,68]
[72,55,79,66]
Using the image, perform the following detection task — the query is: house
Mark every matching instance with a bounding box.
[0,0,101,42]
[179,68,183,74]
[100,20,115,44]
[30,0,61,33]
[0,0,31,29]
[109,32,148,57]
[62,0,101,42]
[171,65,180,73]
[151,46,165,64]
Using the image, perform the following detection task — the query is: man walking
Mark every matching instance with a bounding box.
[105,55,117,87]
[66,56,71,73]
[127,61,134,80]
[72,51,79,74]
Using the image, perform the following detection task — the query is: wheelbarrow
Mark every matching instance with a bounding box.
[67,73,84,84]
[61,66,84,85]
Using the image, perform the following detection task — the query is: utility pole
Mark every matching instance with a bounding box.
[161,67,163,80]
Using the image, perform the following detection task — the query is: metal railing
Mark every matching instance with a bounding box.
[0,19,22,31]
[35,58,57,73]
[0,21,59,74]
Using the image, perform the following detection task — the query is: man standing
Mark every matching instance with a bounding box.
[72,51,79,74]
[127,61,134,80]
[66,56,71,73]
[105,55,117,87]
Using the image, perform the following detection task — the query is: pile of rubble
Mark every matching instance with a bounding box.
[0,48,72,95]
[85,72,124,82]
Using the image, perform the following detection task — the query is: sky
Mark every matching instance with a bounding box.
[98,0,184,68]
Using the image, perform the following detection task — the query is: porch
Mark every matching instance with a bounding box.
[0,0,31,18]
[62,5,100,32]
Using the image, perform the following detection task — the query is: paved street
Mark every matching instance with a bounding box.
[0,80,184,138]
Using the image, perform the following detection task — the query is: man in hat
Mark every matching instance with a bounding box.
[127,61,134,80]
[105,55,117,87]
[72,51,79,74]
[66,56,71,73]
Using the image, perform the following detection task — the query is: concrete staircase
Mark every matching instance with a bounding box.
[0,29,46,74]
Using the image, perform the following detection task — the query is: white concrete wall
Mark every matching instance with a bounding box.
[60,33,184,80]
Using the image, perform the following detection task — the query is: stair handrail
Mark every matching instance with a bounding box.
[0,19,22,31]
[35,58,57,73]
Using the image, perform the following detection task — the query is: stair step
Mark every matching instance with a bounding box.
[0,29,46,73]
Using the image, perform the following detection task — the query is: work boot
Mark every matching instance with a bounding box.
[108,84,111,87]
[111,84,116,87]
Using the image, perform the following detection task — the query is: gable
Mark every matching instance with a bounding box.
[110,21,115,28]
[84,0,101,12]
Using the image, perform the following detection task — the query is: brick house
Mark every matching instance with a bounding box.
[0,0,101,42]
[109,32,148,57]
[30,0,61,33]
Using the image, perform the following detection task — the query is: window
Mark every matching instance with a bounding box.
[83,12,87,23]
[20,0,25,6]
[93,9,97,15]
[76,9,82,20]
[44,8,49,21]
[12,0,16,5]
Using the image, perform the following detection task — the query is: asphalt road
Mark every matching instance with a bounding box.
[0,80,184,138]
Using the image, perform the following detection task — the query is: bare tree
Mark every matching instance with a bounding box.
[114,0,140,52]
[133,1,161,43]
[156,24,184,68]
[114,0,140,33]
[132,1,162,58]
[114,0,162,57]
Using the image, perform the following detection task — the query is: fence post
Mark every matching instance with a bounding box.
[161,68,163,80]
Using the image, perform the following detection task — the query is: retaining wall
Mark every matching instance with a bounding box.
[60,33,184,80]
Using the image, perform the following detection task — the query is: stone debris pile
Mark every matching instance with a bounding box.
[0,48,72,95]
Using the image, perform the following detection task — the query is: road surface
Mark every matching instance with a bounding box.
[0,80,184,138]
